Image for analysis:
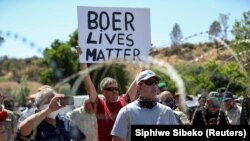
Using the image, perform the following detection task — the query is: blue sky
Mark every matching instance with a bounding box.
[0,0,249,58]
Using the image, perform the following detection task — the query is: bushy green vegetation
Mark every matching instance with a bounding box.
[156,61,249,96]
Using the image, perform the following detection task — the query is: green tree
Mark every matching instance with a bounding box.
[208,21,222,38]
[231,11,250,40]
[68,30,78,47]
[170,23,183,47]
[161,61,249,96]
[231,11,250,76]
[39,40,79,85]
[208,21,222,49]
[39,68,57,84]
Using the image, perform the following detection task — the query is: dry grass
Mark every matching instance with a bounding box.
[153,45,232,65]
[0,81,43,97]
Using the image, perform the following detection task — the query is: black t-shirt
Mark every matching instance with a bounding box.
[191,107,229,125]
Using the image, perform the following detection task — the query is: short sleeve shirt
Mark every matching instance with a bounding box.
[16,112,86,141]
[96,93,130,141]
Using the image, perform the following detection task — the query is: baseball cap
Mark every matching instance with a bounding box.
[136,70,160,85]
[223,91,234,101]
[198,94,207,101]
[207,91,222,102]
[217,87,227,93]
[158,82,167,89]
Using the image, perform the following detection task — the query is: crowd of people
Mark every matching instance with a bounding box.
[0,48,250,141]
[0,72,250,141]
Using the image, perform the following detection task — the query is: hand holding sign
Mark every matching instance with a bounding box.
[75,46,82,56]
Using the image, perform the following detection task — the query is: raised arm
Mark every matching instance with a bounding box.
[76,45,98,103]
[125,66,146,101]
[80,63,98,103]
[18,95,64,136]
[19,108,51,136]
[125,79,137,101]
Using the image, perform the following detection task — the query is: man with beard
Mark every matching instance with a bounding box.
[223,91,241,125]
[191,91,229,125]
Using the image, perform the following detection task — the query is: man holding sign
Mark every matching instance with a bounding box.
[80,62,137,141]
[77,6,151,63]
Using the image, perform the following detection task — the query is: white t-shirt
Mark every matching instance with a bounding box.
[67,106,98,141]
[111,100,178,141]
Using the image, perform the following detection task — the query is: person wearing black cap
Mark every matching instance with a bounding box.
[111,70,178,141]
[217,87,227,97]
[223,91,241,125]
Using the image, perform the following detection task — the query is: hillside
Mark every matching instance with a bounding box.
[151,43,233,65]
[0,81,43,97]
[0,42,241,98]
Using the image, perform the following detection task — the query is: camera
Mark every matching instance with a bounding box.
[59,96,74,106]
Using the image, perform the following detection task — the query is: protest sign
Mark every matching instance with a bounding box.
[77,6,151,63]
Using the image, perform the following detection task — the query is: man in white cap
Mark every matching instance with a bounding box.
[111,70,178,141]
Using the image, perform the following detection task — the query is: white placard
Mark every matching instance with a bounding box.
[77,6,151,63]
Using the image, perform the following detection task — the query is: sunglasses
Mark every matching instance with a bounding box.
[143,79,159,86]
[104,87,119,92]
[164,98,174,102]
[224,99,233,103]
